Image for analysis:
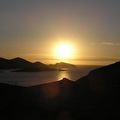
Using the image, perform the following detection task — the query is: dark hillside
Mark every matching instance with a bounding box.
[0,62,120,119]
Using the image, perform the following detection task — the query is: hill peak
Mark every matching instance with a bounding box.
[11,57,29,61]
[60,78,73,83]
[49,62,76,68]
[0,57,8,61]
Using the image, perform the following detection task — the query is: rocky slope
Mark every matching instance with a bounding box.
[0,62,120,120]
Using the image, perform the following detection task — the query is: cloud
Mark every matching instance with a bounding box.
[90,43,95,45]
[102,42,120,46]
[64,58,120,61]
[53,58,120,62]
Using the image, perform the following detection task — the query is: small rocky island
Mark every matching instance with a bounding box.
[49,62,76,68]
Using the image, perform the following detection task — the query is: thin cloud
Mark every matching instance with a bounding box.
[102,42,120,46]
[90,43,95,45]
[68,58,120,62]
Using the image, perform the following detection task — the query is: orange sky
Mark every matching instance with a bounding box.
[0,0,120,65]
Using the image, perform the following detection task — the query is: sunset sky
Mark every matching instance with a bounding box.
[0,0,120,65]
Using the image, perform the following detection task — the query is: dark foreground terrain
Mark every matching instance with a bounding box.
[0,62,120,120]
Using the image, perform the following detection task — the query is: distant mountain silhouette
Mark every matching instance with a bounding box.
[0,57,9,62]
[0,57,32,69]
[14,64,57,72]
[13,61,57,72]
[0,57,57,71]
[49,62,76,68]
[0,61,120,119]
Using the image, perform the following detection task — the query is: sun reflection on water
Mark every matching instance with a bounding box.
[57,71,70,81]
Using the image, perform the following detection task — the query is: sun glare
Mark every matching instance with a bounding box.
[57,44,72,59]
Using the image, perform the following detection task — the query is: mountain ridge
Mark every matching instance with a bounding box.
[0,57,56,71]
[0,57,76,71]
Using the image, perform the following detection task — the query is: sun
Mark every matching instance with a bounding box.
[57,44,72,59]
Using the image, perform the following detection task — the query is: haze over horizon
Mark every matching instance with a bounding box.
[0,0,120,65]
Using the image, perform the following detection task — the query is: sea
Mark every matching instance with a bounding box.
[0,65,102,87]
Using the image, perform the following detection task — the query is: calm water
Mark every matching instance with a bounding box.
[0,66,101,86]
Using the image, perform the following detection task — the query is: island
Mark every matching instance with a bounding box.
[49,62,76,68]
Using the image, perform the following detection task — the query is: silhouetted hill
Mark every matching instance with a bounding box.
[49,62,76,68]
[76,61,120,91]
[0,62,120,119]
[0,58,10,69]
[33,61,46,67]
[13,61,58,72]
[14,66,57,72]
[71,61,120,119]
[10,57,31,64]
[0,57,32,69]
[0,57,8,62]
[0,57,58,71]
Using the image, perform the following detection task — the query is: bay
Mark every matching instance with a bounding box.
[0,65,101,86]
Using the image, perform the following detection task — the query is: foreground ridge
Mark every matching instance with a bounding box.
[0,61,120,120]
